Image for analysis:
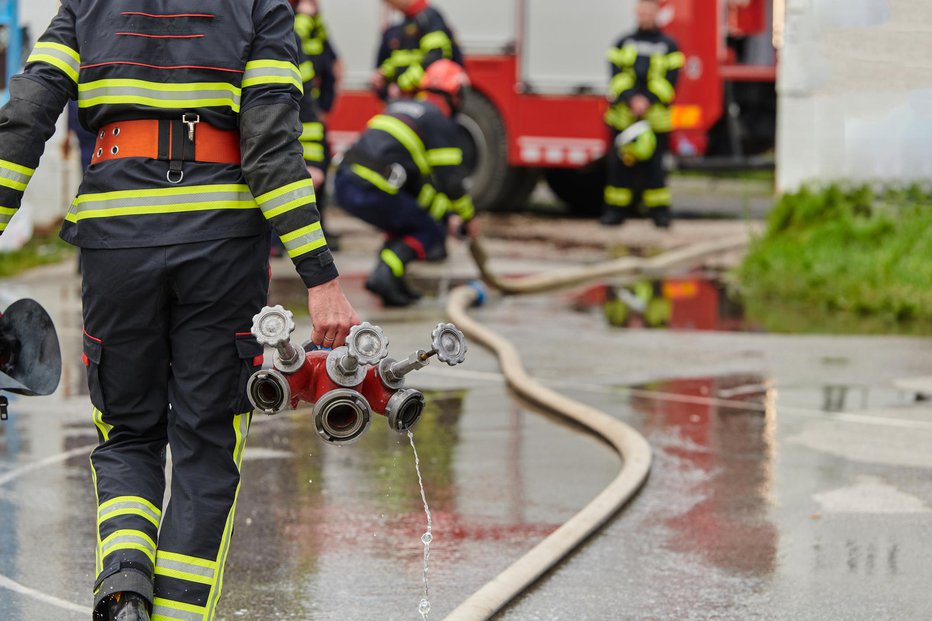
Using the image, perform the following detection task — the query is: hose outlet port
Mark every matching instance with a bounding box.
[247,369,291,415]
[386,389,427,433]
[314,389,372,445]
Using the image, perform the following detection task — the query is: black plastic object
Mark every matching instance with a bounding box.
[0,298,62,396]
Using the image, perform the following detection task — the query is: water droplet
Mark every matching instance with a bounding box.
[308,479,313,484]
[421,532,433,545]
[418,598,431,615]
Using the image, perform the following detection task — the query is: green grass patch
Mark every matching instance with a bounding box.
[737,184,932,332]
[0,233,75,278]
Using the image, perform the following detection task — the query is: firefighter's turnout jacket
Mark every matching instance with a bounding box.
[0,2,336,619]
[294,10,339,114]
[341,99,475,222]
[295,30,331,170]
[0,0,335,289]
[605,28,684,134]
[376,2,463,94]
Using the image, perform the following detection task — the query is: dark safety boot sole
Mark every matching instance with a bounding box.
[600,207,628,227]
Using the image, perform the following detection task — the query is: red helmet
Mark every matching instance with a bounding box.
[419,60,470,98]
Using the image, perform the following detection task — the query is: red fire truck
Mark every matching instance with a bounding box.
[325,0,777,212]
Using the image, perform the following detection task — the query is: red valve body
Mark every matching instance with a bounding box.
[282,351,396,415]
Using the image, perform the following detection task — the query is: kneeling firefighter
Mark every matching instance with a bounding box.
[0,1,359,619]
[335,60,479,307]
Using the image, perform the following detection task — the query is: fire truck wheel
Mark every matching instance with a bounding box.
[544,159,607,217]
[457,88,516,211]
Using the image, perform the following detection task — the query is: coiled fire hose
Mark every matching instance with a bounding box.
[443,235,749,620]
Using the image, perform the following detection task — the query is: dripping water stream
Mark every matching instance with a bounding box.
[408,430,433,619]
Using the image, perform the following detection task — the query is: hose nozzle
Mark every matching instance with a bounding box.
[313,389,372,445]
[385,389,427,433]
[246,369,291,416]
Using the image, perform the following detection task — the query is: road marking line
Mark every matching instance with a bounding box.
[0,574,91,615]
[0,445,96,487]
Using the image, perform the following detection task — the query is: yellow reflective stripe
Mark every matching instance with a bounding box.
[420,31,453,57]
[380,249,406,277]
[350,164,399,195]
[79,79,241,112]
[667,51,685,70]
[301,122,325,142]
[303,38,324,56]
[299,60,315,83]
[66,185,257,223]
[643,188,672,207]
[452,195,475,220]
[255,179,316,219]
[281,222,327,258]
[605,104,636,130]
[0,159,36,192]
[417,183,437,208]
[648,78,675,103]
[605,186,633,207]
[645,104,672,132]
[152,597,208,621]
[303,144,326,162]
[242,59,303,92]
[607,43,638,68]
[90,457,102,576]
[430,193,451,220]
[27,41,81,83]
[155,551,218,586]
[426,148,462,167]
[609,71,636,98]
[92,407,112,442]
[100,529,156,564]
[203,413,250,617]
[381,50,424,78]
[368,115,430,174]
[397,63,426,91]
[98,496,162,528]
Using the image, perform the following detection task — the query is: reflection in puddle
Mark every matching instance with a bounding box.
[634,375,779,576]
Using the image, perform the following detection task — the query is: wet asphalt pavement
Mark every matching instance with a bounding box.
[1,231,931,620]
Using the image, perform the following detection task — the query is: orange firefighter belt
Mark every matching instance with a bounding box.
[92,116,241,175]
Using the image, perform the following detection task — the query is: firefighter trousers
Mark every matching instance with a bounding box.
[604,131,671,214]
[82,235,269,620]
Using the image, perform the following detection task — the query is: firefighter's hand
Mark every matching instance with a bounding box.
[370,70,387,91]
[630,95,650,117]
[448,215,480,240]
[307,279,360,349]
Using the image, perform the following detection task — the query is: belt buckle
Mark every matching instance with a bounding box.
[386,163,407,190]
[182,113,200,142]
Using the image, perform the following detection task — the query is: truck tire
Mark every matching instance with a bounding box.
[544,159,607,217]
[456,88,516,211]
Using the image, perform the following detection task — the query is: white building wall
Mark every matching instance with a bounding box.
[777,0,932,192]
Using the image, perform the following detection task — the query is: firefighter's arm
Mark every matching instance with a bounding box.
[397,13,455,91]
[426,119,476,228]
[646,44,684,105]
[607,39,639,104]
[0,2,79,236]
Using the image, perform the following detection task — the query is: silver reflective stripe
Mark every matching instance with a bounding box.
[151,601,205,621]
[282,224,325,253]
[101,532,155,559]
[98,500,161,525]
[243,65,298,82]
[156,557,215,580]
[0,207,15,226]
[79,81,241,110]
[74,190,255,213]
[257,183,315,216]
[28,42,80,81]
[0,163,34,191]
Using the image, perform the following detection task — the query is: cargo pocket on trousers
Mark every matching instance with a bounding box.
[83,331,106,412]
[229,333,264,414]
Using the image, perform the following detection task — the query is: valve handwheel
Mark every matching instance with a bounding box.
[251,305,296,348]
[431,323,467,366]
[347,322,390,366]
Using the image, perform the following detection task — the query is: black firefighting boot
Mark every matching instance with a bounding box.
[649,206,673,229]
[108,592,151,621]
[600,206,628,227]
[366,241,419,307]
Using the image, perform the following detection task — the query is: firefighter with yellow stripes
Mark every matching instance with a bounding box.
[602,0,683,228]
[290,0,342,249]
[336,60,478,307]
[0,2,359,619]
[372,0,464,101]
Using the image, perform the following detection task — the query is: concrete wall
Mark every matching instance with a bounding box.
[777,0,932,192]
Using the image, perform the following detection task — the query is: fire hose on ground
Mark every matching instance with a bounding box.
[442,234,750,621]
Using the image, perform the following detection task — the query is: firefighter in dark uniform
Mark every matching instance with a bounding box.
[0,2,359,619]
[335,60,479,307]
[602,0,684,228]
[372,0,464,100]
[291,0,342,248]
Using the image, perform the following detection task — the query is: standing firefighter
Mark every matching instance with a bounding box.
[335,60,479,307]
[0,1,359,619]
[372,0,464,101]
[291,0,342,247]
[602,0,683,228]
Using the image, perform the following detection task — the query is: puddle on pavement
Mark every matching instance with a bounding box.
[631,374,779,577]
